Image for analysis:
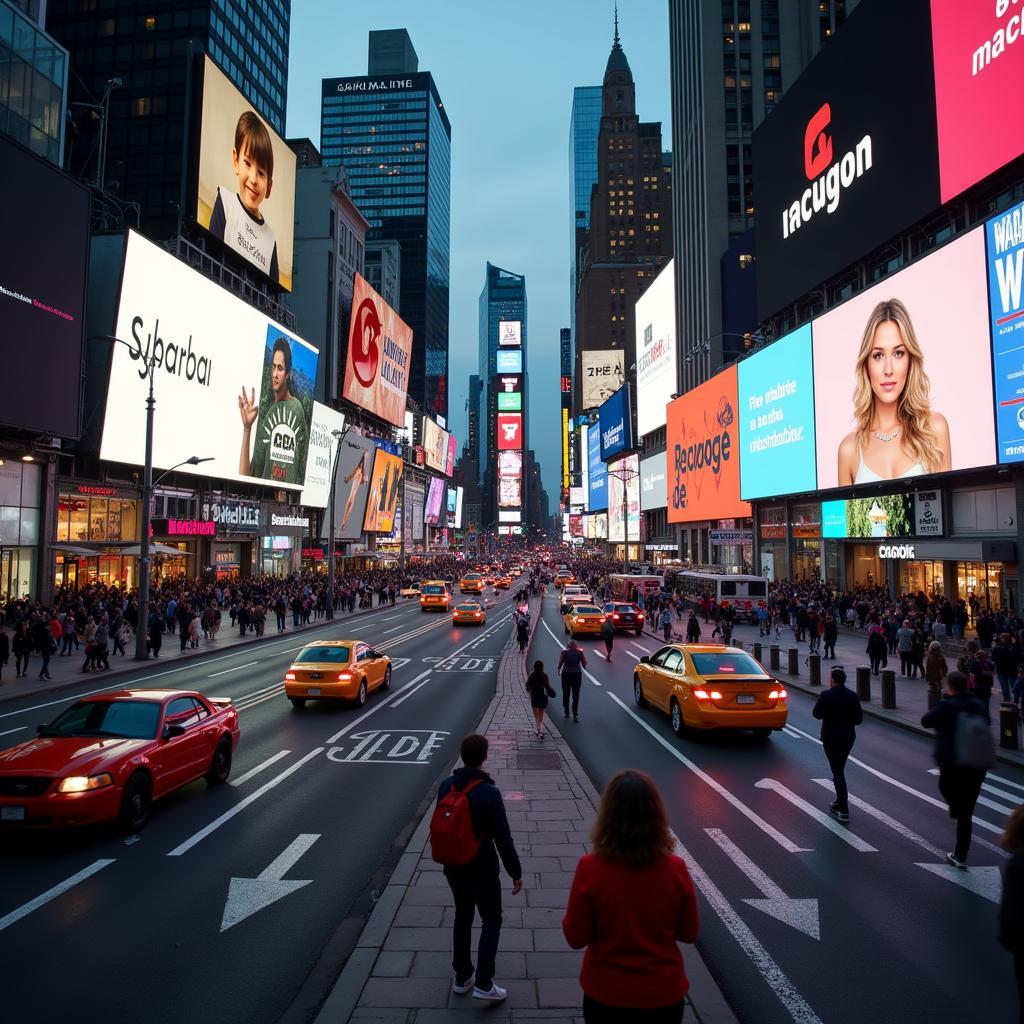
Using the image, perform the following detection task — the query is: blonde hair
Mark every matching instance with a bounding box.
[852,299,943,472]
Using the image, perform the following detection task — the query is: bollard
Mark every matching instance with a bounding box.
[927,686,940,710]
[809,653,821,686]
[1000,703,1021,750]
[788,647,799,675]
[769,644,780,671]
[856,665,872,703]
[753,641,762,664]
[880,669,896,709]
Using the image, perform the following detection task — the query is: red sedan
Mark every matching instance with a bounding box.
[0,689,240,832]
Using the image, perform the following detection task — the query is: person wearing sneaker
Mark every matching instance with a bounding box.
[557,639,587,722]
[525,660,557,739]
[812,666,863,822]
[437,733,523,1004]
[563,770,699,1022]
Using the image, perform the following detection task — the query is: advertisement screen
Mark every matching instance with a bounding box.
[599,386,633,461]
[570,486,586,507]
[424,476,445,525]
[454,486,464,528]
[497,413,523,450]
[635,260,676,437]
[445,487,457,528]
[753,0,941,319]
[607,454,640,543]
[667,365,750,523]
[496,350,523,374]
[102,231,319,491]
[738,324,817,500]
[446,433,457,477]
[988,200,1024,463]
[0,136,90,438]
[423,417,449,473]
[813,228,996,490]
[333,430,376,540]
[499,476,522,507]
[587,424,608,511]
[195,56,296,290]
[498,391,522,412]
[499,451,523,476]
[343,274,413,427]
[931,1,1024,204]
[499,510,521,523]
[363,448,403,532]
[640,453,668,511]
[581,349,625,409]
[300,403,345,509]
[580,424,590,506]
[498,320,522,347]
[822,495,914,539]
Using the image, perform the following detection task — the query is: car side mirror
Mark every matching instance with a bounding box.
[36,724,46,735]
[163,724,186,740]
[640,656,650,663]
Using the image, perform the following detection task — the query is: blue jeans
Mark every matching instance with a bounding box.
[997,672,1014,702]
[447,871,502,990]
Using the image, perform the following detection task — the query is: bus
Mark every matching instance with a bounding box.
[674,570,767,622]
[608,574,665,603]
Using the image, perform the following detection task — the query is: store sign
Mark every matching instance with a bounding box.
[635,261,677,437]
[301,547,325,559]
[498,320,522,347]
[76,485,120,497]
[203,498,262,532]
[879,543,916,559]
[914,489,944,536]
[271,512,310,529]
[498,525,523,535]
[760,524,786,539]
[499,510,521,523]
[152,518,215,537]
[710,529,753,546]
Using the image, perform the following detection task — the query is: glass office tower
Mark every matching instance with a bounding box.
[569,85,602,345]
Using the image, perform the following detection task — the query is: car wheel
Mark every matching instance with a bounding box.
[355,679,367,706]
[119,771,152,833]
[381,666,392,691]
[206,738,232,785]
[670,699,686,737]
[290,697,306,709]
[752,727,772,740]
[635,628,643,636]
[633,676,647,708]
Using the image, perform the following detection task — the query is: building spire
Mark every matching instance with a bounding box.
[613,2,621,49]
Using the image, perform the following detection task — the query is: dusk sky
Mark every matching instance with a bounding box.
[287,1,671,516]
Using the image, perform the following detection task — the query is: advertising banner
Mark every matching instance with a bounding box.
[342,274,413,427]
[445,433,457,477]
[667,365,750,524]
[497,413,523,450]
[102,231,319,491]
[333,430,376,540]
[607,454,640,543]
[195,56,296,290]
[499,320,522,347]
[915,489,944,536]
[423,417,449,473]
[445,487,457,528]
[498,451,523,476]
[454,486,464,529]
[737,324,817,500]
[813,228,996,489]
[710,529,753,546]
[580,424,590,507]
[821,495,914,539]
[424,477,446,525]
[497,391,522,412]
[363,447,403,533]
[635,260,676,437]
[300,403,345,510]
[562,407,570,490]
[570,486,586,507]
[640,453,668,511]
[499,510,521,523]
[496,350,523,374]
[581,349,625,409]
[498,475,522,507]
[587,424,608,511]
[599,386,633,461]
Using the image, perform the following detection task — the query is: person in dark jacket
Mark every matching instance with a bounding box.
[437,733,523,1005]
[557,640,587,722]
[0,624,9,681]
[12,622,31,677]
[1000,805,1024,1024]
[866,628,887,675]
[823,615,838,660]
[921,670,989,869]
[147,609,163,659]
[525,660,556,738]
[812,666,863,821]
[685,610,700,643]
[599,617,614,661]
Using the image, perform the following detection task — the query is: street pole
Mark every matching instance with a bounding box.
[399,461,408,583]
[135,363,155,661]
[326,429,344,620]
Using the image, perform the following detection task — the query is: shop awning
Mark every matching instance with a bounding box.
[53,544,101,557]
[121,543,195,557]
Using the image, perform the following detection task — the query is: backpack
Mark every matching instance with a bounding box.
[430,778,484,866]
[954,710,995,769]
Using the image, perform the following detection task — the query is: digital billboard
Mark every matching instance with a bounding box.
[988,200,1024,463]
[363,447,403,533]
[813,228,996,490]
[581,350,625,409]
[498,391,522,412]
[587,424,608,511]
[0,135,90,439]
[333,430,376,540]
[640,453,668,512]
[498,476,522,507]
[102,231,319,491]
[667,365,750,524]
[445,433,457,477]
[562,407,570,490]
[423,417,449,473]
[497,413,523,450]
[424,476,445,525]
[821,495,914,539]
[580,424,590,507]
[445,487,457,528]
[498,451,523,476]
[300,403,345,509]
[499,510,521,523]
[195,56,296,290]
[599,386,633,461]
[635,260,676,437]
[496,350,523,374]
[738,324,817,500]
[342,273,413,427]
[607,454,641,543]
[498,320,522,347]
[454,486,464,529]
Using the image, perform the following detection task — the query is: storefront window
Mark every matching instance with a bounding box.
[56,493,141,543]
[1,547,36,601]
[901,560,944,599]
[90,497,108,541]
[958,561,1002,612]
[119,500,138,542]
[69,498,89,541]
[793,539,821,580]
[848,543,881,588]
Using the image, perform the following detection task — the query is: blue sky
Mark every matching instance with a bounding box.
[286,0,671,516]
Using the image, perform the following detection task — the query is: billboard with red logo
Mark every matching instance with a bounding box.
[497,413,523,451]
[342,273,412,427]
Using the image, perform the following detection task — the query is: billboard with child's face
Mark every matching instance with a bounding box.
[195,56,296,290]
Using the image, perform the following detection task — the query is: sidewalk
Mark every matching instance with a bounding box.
[317,597,739,1023]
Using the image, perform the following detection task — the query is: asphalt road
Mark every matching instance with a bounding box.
[530,594,1021,1024]
[0,587,521,1024]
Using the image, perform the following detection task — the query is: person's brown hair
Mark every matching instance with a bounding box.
[945,669,968,693]
[591,769,674,868]
[460,733,488,768]
[235,110,274,180]
[1002,805,1024,852]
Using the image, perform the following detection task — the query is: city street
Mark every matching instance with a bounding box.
[0,589,520,1024]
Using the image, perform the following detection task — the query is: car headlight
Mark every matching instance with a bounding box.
[58,772,114,793]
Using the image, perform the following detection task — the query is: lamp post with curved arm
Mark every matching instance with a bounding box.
[326,428,345,620]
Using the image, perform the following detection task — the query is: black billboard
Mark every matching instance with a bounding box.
[0,135,90,437]
[753,0,941,320]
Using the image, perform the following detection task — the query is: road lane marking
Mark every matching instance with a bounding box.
[755,779,877,852]
[235,679,285,702]
[0,726,26,737]
[541,621,603,688]
[626,651,641,661]
[221,833,319,931]
[989,772,1024,793]
[380,615,399,622]
[928,768,1022,812]
[236,689,284,713]
[916,862,1002,903]
[388,672,433,708]
[605,692,808,853]
[208,661,259,678]
[382,626,405,635]
[0,859,116,932]
[324,672,433,744]
[231,749,292,787]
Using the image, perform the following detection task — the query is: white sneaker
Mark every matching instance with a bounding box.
[472,984,507,1002]
[452,972,475,994]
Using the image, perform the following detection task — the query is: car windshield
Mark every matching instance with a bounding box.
[43,699,162,740]
[613,605,635,613]
[295,646,351,664]
[575,606,602,615]
[422,585,445,595]
[690,652,765,676]
[456,604,480,612]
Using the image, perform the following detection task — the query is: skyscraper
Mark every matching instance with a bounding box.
[569,84,602,344]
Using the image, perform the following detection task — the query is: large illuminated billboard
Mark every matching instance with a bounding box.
[635,260,676,437]
[363,447,403,533]
[333,430,376,540]
[195,56,296,290]
[599,386,633,461]
[607,454,640,543]
[497,413,523,450]
[422,417,449,473]
[822,495,914,539]
[445,487,457,528]
[496,350,523,374]
[424,476,445,525]
[581,350,625,409]
[498,451,523,476]
[102,231,319,491]
[498,476,522,507]
[498,320,522,347]
[988,200,1024,463]
[587,423,608,512]
[300,403,345,509]
[640,453,668,512]
[454,486,464,528]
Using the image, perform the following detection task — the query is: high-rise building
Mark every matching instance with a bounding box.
[320,36,451,420]
[368,28,418,75]
[569,84,602,342]
[668,0,856,390]
[48,0,290,241]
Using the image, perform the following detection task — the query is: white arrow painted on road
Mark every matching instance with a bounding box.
[220,833,320,932]
[755,778,877,852]
[705,828,820,940]
[915,863,1002,904]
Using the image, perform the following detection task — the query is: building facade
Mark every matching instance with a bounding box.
[569,84,602,346]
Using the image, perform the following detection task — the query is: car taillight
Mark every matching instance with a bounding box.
[693,689,723,701]
[337,672,353,682]
[769,689,787,700]
[612,614,619,620]
[285,672,296,680]
[637,613,644,620]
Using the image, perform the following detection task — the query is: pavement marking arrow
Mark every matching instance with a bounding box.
[220,833,320,932]
[705,828,820,940]
[915,863,1002,904]
[755,778,877,852]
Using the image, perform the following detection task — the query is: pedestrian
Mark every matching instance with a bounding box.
[148,609,163,659]
[93,617,109,671]
[965,641,995,714]
[924,641,948,709]
[812,666,863,822]
[557,639,587,723]
[60,613,75,656]
[32,615,53,681]
[563,769,699,1023]
[685,610,700,643]
[897,619,915,676]
[189,613,202,649]
[525,660,556,739]
[823,614,838,659]
[999,804,1024,1024]
[0,624,8,681]
[516,616,529,653]
[433,733,523,1004]
[993,634,1020,703]
[80,616,97,673]
[921,670,993,869]
[600,616,614,661]
[866,627,887,676]
[659,606,673,642]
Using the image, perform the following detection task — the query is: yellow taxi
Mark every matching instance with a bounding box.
[494,576,512,590]
[554,570,575,589]
[419,580,451,612]
[285,640,392,709]
[564,604,606,638]
[633,644,786,738]
[459,573,484,594]
[453,601,486,626]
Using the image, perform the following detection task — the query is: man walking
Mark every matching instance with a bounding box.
[557,639,587,723]
[599,616,614,662]
[812,667,863,821]
[436,734,522,1004]
[660,606,674,642]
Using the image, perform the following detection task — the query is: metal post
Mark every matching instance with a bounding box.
[325,436,342,620]
[399,455,407,583]
[135,365,155,661]
[856,665,872,702]
[787,647,799,675]
[880,668,896,709]
[809,653,821,686]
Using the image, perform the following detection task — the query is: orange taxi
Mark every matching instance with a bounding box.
[494,576,512,590]
[459,573,484,594]
[453,601,486,626]
[285,640,392,709]
[554,570,575,589]
[564,604,606,638]
[419,580,451,612]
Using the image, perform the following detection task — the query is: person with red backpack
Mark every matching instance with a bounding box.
[431,733,523,1004]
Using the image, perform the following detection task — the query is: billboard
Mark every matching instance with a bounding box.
[0,135,90,439]
[988,200,1024,463]
[300,403,346,510]
[636,260,677,437]
[607,454,640,543]
[424,476,445,525]
[640,453,668,511]
[499,510,521,523]
[813,228,996,489]
[562,408,570,490]
[587,424,608,511]
[445,433,457,477]
[599,386,633,461]
[580,424,590,507]
[497,350,523,374]
[822,495,914,539]
[667,365,750,524]
[498,451,523,476]
[498,320,522,347]
[363,447,403,532]
[445,487,457,528]
[581,349,625,409]
[342,274,413,427]
[454,486,464,529]
[497,413,523,450]
[334,430,376,540]
[195,56,296,290]
[737,324,817,500]
[423,417,449,473]
[499,476,522,507]
[497,391,522,412]
[102,231,318,491]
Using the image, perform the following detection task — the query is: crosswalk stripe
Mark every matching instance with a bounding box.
[756,778,877,852]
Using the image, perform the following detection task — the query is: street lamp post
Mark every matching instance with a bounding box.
[607,461,638,569]
[326,428,345,619]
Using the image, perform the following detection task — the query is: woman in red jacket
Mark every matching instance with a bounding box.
[562,769,699,1022]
